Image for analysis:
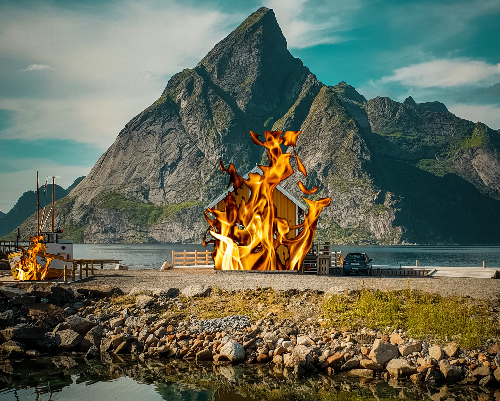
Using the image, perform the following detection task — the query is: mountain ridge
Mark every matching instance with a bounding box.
[5,7,500,245]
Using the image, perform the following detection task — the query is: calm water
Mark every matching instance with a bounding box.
[74,243,500,269]
[0,356,491,401]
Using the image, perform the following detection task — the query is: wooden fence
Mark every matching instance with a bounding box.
[172,250,213,267]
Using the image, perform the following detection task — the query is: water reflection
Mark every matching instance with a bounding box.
[0,355,498,401]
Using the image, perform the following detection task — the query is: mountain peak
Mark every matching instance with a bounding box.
[196,7,304,116]
[403,96,417,106]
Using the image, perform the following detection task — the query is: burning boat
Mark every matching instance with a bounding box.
[8,173,73,281]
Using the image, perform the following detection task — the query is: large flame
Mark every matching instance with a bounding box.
[13,236,54,280]
[204,131,331,270]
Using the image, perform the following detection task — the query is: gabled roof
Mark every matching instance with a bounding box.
[206,166,307,211]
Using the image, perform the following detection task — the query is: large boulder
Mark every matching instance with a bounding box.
[0,310,14,329]
[79,325,104,352]
[26,303,65,327]
[219,340,245,362]
[135,295,154,309]
[386,358,417,378]
[285,344,315,370]
[57,329,82,351]
[196,348,213,362]
[181,285,211,298]
[49,286,75,305]
[1,324,48,342]
[439,360,463,382]
[369,339,399,365]
[65,315,96,334]
[428,345,444,361]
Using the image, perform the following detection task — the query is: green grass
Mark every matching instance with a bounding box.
[62,222,85,243]
[416,157,454,177]
[322,288,497,348]
[99,192,203,228]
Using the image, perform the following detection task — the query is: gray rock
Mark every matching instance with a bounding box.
[181,285,211,298]
[424,368,443,386]
[369,339,399,365]
[153,288,179,298]
[263,332,278,345]
[479,374,495,387]
[0,310,14,329]
[341,355,361,371]
[443,343,459,358]
[399,342,421,357]
[360,358,383,371]
[79,325,103,352]
[439,359,463,382]
[65,315,96,334]
[471,365,491,377]
[196,348,213,362]
[386,358,417,378]
[0,286,27,299]
[349,369,374,378]
[109,317,124,329]
[100,337,113,353]
[85,345,100,359]
[285,345,314,370]
[135,295,154,309]
[57,329,82,351]
[428,345,444,361]
[219,340,245,362]
[49,286,75,304]
[125,316,142,328]
[1,324,48,341]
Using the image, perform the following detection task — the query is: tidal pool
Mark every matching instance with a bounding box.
[0,355,497,400]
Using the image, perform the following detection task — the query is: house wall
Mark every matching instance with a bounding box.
[215,184,299,266]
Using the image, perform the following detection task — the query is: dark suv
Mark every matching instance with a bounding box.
[343,253,372,275]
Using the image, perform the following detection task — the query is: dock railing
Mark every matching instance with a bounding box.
[171,250,213,268]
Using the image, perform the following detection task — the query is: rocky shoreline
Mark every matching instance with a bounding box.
[1,282,500,393]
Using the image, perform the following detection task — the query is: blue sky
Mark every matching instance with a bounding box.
[1,0,499,213]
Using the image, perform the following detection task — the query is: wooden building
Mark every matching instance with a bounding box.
[206,166,307,265]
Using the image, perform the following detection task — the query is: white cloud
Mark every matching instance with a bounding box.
[381,59,500,88]
[265,0,360,48]
[448,104,500,131]
[21,64,54,71]
[0,0,240,146]
[0,166,90,213]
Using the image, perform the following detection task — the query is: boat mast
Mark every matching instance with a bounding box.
[36,171,40,236]
[51,176,55,232]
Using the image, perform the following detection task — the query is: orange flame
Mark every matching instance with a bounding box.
[14,236,54,280]
[204,131,331,270]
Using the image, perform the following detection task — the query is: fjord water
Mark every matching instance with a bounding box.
[0,357,491,401]
[73,243,500,269]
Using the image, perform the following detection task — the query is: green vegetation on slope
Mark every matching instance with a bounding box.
[99,192,203,228]
[416,122,490,177]
[322,288,497,348]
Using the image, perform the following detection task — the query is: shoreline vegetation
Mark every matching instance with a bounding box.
[1,277,499,399]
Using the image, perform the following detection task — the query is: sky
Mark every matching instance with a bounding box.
[0,0,499,213]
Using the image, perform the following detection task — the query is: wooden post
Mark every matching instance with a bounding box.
[79,262,83,279]
[172,250,175,268]
[63,265,68,283]
[483,261,486,268]
[206,250,209,264]
[85,261,89,277]
[184,250,186,265]
[72,262,76,282]
[416,260,419,267]
[91,261,94,275]
[195,250,198,266]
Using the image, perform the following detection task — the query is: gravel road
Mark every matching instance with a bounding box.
[72,268,500,300]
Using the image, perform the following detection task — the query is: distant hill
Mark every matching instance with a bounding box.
[0,176,85,238]
[10,7,500,245]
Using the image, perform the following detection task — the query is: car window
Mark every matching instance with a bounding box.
[346,254,364,261]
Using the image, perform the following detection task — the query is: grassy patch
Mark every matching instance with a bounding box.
[416,158,454,177]
[322,288,497,348]
[99,192,202,228]
[62,222,85,243]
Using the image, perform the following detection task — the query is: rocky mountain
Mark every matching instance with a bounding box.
[7,7,500,244]
[0,177,84,239]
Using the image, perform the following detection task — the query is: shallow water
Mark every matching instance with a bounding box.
[0,356,496,401]
[73,243,500,269]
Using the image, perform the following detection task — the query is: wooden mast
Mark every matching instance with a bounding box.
[36,171,40,236]
[51,176,55,232]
